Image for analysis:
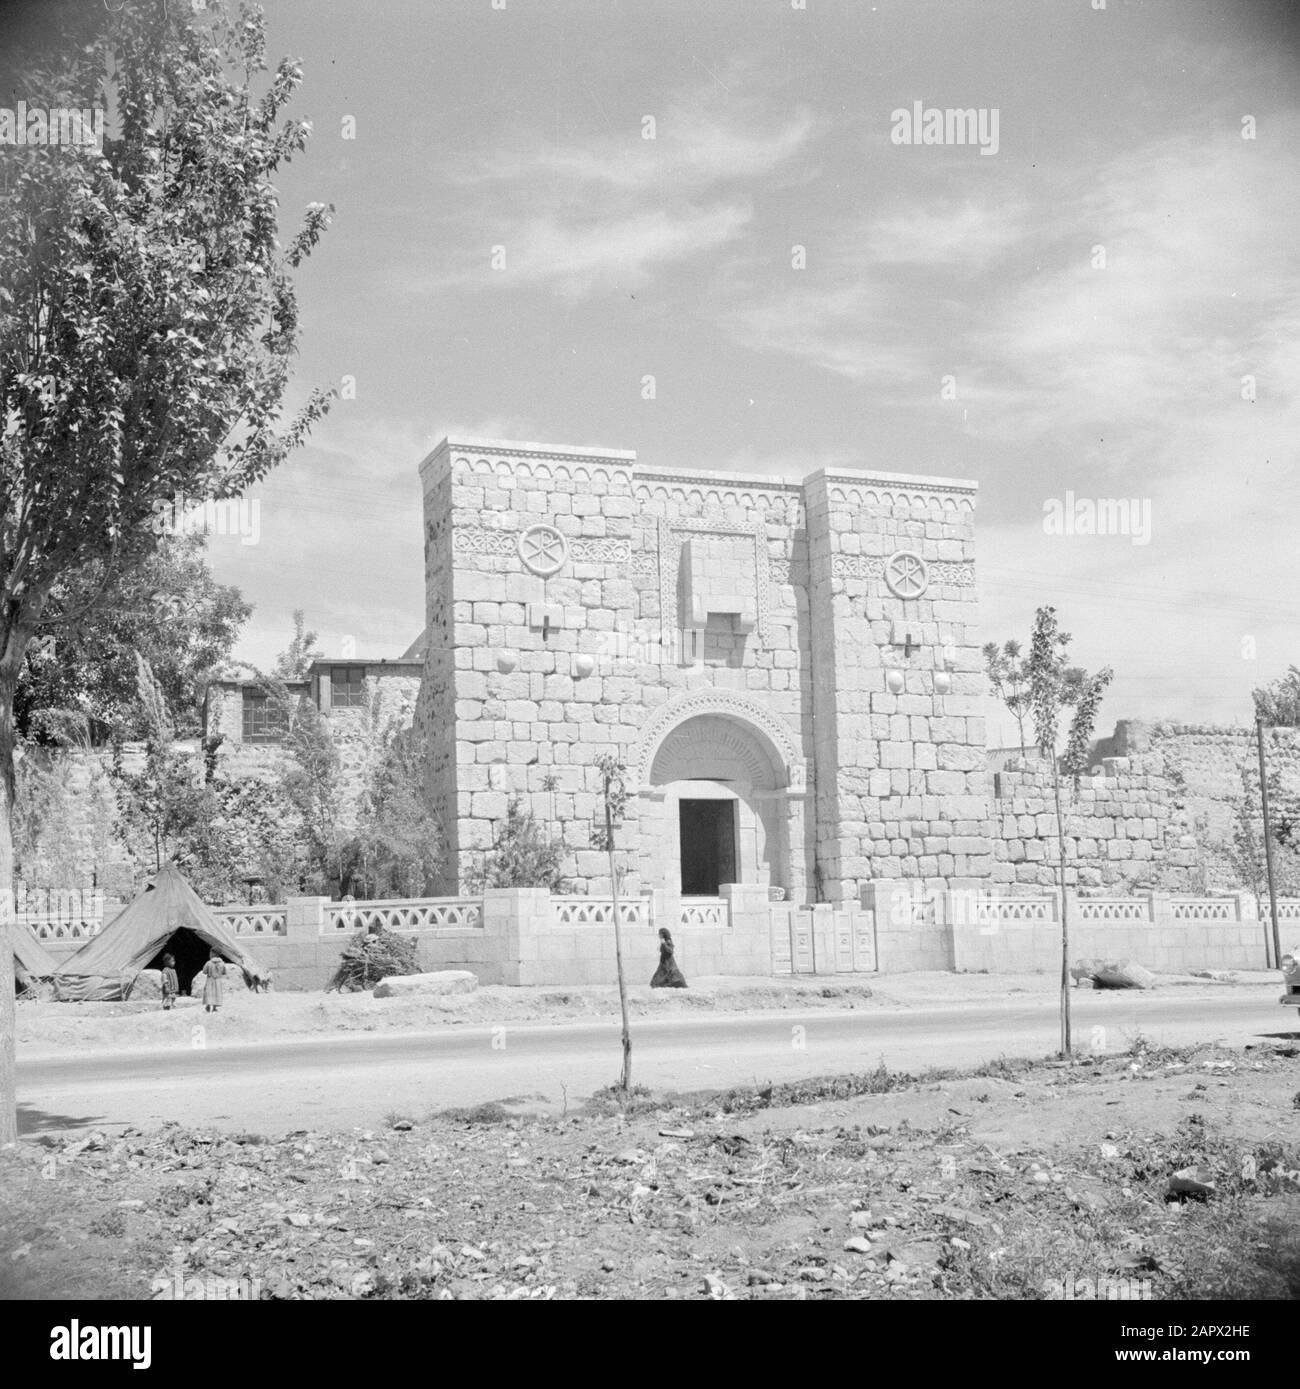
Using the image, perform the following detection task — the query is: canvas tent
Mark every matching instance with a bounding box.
[12,922,60,991]
[54,863,270,1002]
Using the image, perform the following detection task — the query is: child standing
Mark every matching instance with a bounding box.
[201,950,226,1013]
[161,954,179,1010]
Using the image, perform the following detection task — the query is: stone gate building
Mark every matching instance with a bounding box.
[22,434,1300,984]
[416,436,992,911]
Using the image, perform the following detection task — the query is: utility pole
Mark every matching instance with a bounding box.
[1257,717,1282,971]
[1053,766,1071,1057]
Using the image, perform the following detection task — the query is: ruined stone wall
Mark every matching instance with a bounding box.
[989,721,1300,892]
[1119,721,1300,849]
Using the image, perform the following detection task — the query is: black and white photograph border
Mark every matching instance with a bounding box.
[0,0,1298,1342]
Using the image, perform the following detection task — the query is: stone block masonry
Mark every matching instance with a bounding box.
[419,437,990,910]
[990,721,1300,894]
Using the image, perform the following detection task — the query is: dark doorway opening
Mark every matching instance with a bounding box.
[145,927,220,994]
[678,799,738,895]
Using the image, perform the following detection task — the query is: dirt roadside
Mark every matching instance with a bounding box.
[15,969,1282,1057]
[3,1034,1298,1301]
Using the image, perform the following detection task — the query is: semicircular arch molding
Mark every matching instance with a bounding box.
[632,689,805,792]
[651,716,778,791]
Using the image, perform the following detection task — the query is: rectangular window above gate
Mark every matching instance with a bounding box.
[680,536,757,633]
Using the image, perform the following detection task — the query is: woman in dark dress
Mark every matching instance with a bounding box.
[650,928,687,988]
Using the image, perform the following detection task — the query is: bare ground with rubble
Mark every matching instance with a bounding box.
[3,1035,1299,1301]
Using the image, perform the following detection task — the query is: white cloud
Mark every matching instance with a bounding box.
[866,199,1027,269]
[424,60,817,299]
[493,203,752,295]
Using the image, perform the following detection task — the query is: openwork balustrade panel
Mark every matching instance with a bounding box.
[325,899,484,933]
[212,909,288,935]
[551,897,654,926]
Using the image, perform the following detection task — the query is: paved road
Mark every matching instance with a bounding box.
[17,990,1296,1135]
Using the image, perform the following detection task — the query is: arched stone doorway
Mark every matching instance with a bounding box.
[636,708,806,902]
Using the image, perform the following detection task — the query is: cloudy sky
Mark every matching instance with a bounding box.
[191,0,1298,743]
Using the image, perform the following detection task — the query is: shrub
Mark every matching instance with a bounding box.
[466,796,565,892]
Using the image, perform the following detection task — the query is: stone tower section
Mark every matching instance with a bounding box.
[415,447,459,888]
[804,469,992,901]
[417,438,641,894]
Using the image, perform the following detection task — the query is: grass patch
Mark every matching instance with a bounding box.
[1123,1029,1199,1067]
[580,1084,662,1118]
[1165,1197,1300,1299]
[432,1101,517,1125]
[666,1059,922,1116]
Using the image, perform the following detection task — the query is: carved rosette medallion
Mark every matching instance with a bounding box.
[883,550,929,599]
[517,523,569,577]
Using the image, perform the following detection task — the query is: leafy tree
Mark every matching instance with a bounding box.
[270,609,324,682]
[468,797,566,892]
[16,534,250,744]
[984,637,1083,753]
[1254,666,1300,727]
[1227,765,1300,911]
[339,725,442,899]
[13,743,119,890]
[111,653,211,874]
[982,639,1030,751]
[110,649,312,902]
[0,0,332,1138]
[239,629,433,900]
[1024,606,1113,1057]
[200,774,307,903]
[267,676,342,894]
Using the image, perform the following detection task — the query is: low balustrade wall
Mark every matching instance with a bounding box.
[50,886,774,990]
[861,884,1293,975]
[21,885,1296,988]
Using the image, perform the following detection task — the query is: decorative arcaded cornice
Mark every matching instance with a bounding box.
[824,482,975,514]
[817,466,979,495]
[426,436,637,465]
[634,465,804,493]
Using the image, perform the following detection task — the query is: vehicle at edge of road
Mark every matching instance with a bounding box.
[1279,947,1300,1010]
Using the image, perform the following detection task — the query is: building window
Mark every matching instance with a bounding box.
[331,666,367,708]
[242,692,284,743]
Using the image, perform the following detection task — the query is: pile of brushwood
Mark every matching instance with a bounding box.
[328,927,420,993]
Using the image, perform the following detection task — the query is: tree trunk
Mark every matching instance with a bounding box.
[0,657,21,1145]
[1052,769,1071,1058]
[605,793,632,1093]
